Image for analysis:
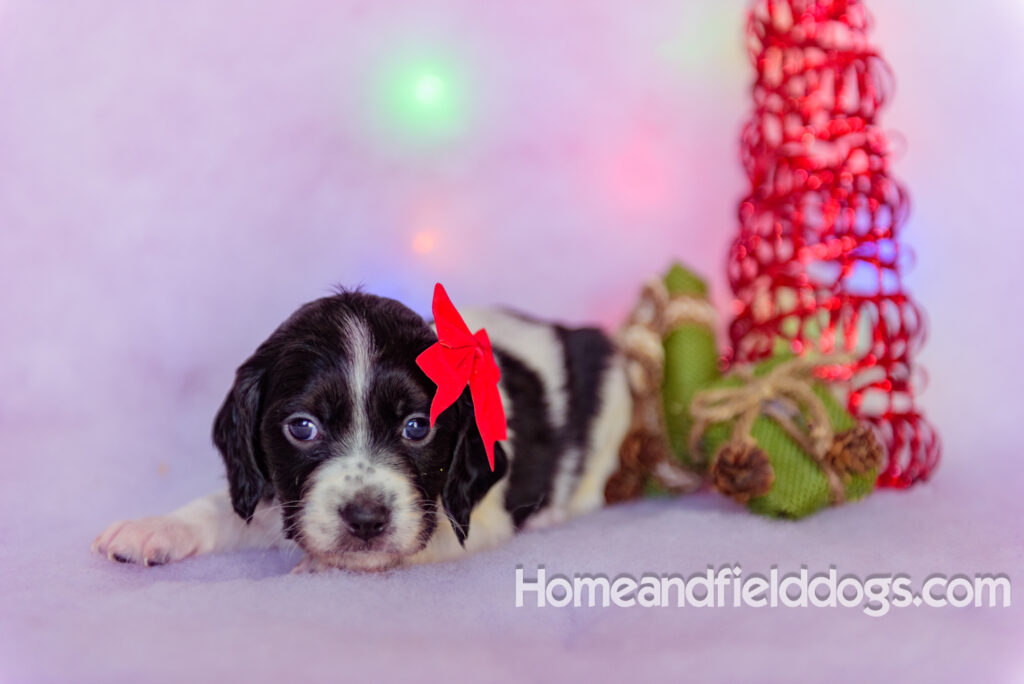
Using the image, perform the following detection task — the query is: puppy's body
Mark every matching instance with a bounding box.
[93,293,631,572]
[412,309,630,565]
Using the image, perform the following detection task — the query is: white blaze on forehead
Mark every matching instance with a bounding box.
[297,315,429,565]
[341,315,375,450]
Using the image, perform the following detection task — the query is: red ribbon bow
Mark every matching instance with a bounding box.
[416,284,507,470]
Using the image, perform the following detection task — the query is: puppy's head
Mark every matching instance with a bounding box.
[213,291,507,571]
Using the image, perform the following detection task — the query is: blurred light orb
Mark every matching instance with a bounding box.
[412,230,438,254]
[602,130,676,215]
[381,61,465,140]
[413,73,445,106]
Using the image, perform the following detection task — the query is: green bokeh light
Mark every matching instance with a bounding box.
[413,73,446,106]
[381,60,466,141]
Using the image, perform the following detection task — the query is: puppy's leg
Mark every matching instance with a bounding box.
[92,491,288,566]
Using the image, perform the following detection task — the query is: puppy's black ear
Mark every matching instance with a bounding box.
[213,358,272,522]
[442,394,509,545]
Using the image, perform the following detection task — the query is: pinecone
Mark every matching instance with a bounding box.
[826,425,884,477]
[604,469,646,503]
[710,443,775,503]
[618,430,670,471]
[605,429,673,503]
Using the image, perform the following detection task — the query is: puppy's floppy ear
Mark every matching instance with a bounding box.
[442,393,509,545]
[213,357,272,522]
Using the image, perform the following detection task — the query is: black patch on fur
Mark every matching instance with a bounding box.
[442,392,510,545]
[493,349,563,528]
[554,325,614,472]
[213,353,273,522]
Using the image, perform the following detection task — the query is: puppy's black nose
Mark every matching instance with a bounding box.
[340,502,389,541]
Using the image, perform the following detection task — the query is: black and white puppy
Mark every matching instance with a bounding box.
[93,291,631,572]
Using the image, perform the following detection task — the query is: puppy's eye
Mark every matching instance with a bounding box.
[285,416,320,443]
[402,415,431,442]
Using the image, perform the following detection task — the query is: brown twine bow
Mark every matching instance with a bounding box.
[689,355,852,504]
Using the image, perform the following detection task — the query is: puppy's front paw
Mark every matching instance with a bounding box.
[91,517,204,567]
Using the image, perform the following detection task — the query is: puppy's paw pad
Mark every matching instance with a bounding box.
[92,517,201,567]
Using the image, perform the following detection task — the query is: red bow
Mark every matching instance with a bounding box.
[415,284,508,470]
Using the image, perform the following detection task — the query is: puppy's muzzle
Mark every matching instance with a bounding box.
[339,498,390,541]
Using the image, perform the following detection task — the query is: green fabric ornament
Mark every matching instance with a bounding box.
[659,263,721,469]
[692,355,881,518]
[609,262,881,518]
[606,263,715,502]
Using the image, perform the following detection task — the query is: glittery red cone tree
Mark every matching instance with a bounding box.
[727,0,939,487]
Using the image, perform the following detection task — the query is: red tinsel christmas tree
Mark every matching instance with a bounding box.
[727,0,939,487]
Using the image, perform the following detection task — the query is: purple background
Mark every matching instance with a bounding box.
[2,0,1022,682]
